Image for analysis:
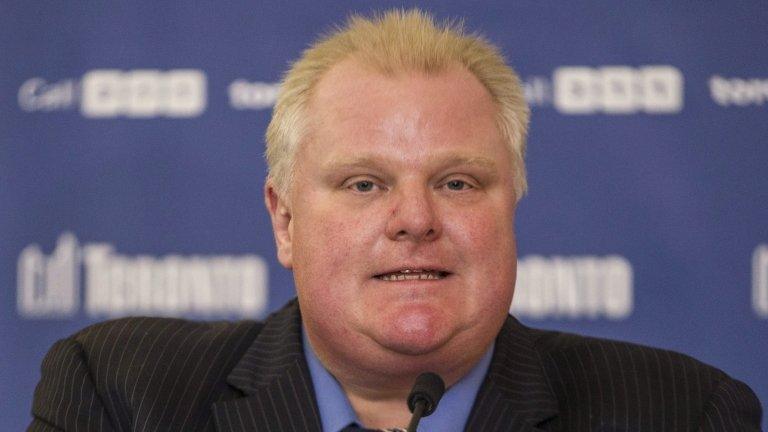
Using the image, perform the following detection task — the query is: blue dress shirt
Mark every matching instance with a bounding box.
[303,329,494,432]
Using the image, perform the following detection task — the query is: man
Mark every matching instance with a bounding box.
[29,9,761,432]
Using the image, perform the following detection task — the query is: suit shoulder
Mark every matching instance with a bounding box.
[57,317,264,401]
[525,327,761,428]
[34,317,266,430]
[73,316,261,348]
[529,327,727,385]
[67,316,264,370]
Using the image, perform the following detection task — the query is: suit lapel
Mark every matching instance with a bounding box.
[464,317,559,432]
[212,300,323,432]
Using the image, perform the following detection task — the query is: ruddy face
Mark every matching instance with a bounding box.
[267,58,519,377]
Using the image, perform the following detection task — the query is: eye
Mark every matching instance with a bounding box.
[445,179,472,191]
[350,180,376,192]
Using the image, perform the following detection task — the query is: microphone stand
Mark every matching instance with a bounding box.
[406,399,427,431]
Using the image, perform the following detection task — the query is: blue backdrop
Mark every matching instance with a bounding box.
[2,2,766,430]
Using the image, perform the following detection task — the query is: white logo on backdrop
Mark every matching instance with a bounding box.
[228,80,280,110]
[81,69,206,118]
[17,233,80,317]
[754,244,768,318]
[709,76,768,107]
[523,76,552,107]
[524,65,684,115]
[17,78,79,112]
[17,233,268,319]
[553,66,683,114]
[512,255,634,319]
[18,69,207,118]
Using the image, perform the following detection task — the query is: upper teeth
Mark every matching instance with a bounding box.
[379,270,444,281]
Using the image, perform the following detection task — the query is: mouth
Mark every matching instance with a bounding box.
[373,268,451,281]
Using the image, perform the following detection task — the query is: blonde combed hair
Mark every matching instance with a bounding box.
[266,9,529,200]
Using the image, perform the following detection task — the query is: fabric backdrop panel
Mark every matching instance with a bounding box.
[1,2,766,430]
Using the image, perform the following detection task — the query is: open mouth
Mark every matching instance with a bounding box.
[374,269,451,281]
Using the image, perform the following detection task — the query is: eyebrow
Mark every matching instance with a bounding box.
[323,154,498,172]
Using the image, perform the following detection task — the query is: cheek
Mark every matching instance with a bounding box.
[445,204,517,304]
[449,205,516,258]
[291,200,380,283]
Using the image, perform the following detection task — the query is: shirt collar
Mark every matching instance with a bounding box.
[303,329,494,432]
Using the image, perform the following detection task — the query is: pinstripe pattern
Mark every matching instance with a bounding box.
[29,316,261,432]
[211,303,322,432]
[29,300,762,431]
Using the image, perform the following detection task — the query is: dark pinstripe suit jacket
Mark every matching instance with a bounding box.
[29,300,762,431]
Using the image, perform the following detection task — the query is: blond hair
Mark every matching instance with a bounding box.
[265,9,529,200]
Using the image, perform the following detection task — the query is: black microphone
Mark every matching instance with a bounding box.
[406,372,445,431]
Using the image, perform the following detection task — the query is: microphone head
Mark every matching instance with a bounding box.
[407,372,446,417]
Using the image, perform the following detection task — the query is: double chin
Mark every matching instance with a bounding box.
[371,304,454,356]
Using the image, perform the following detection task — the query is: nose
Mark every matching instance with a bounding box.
[385,185,442,242]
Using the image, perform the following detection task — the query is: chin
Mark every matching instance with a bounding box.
[377,336,449,356]
[372,306,455,356]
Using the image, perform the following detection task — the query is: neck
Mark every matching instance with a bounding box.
[343,385,412,429]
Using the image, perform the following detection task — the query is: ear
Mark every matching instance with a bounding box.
[264,179,293,269]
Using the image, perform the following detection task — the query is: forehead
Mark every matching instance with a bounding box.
[303,58,502,158]
[312,57,495,103]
